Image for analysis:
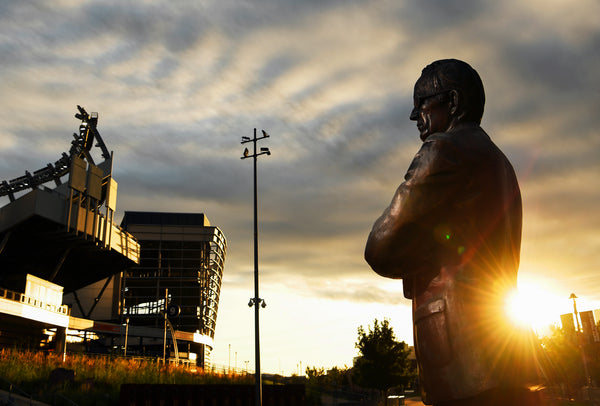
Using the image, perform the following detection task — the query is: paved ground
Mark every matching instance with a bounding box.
[0,389,49,406]
[404,396,426,405]
[402,395,582,405]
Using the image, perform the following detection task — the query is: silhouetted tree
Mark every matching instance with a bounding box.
[305,365,352,405]
[540,325,586,397]
[325,366,350,387]
[305,366,326,405]
[353,319,415,405]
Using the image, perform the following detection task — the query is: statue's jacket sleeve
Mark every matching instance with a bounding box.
[365,126,522,294]
[365,130,473,288]
[365,126,536,404]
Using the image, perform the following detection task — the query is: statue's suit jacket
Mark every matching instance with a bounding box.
[365,124,540,404]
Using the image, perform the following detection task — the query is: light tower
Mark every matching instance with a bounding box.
[241,128,271,406]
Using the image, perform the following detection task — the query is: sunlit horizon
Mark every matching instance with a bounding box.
[505,276,600,336]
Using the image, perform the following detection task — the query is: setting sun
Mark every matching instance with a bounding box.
[505,281,572,331]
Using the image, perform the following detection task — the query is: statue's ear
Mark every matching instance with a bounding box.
[448,90,459,117]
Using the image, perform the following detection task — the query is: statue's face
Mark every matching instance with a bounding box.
[410,77,453,141]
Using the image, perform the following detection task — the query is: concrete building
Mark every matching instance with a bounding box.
[62,212,227,368]
[0,107,227,369]
[118,211,227,367]
[0,106,140,351]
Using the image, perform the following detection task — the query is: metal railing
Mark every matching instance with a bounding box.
[53,393,80,406]
[0,377,81,406]
[0,287,70,315]
[0,376,34,405]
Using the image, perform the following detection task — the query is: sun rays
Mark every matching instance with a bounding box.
[504,279,574,332]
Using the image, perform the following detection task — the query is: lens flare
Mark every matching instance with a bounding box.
[504,282,570,331]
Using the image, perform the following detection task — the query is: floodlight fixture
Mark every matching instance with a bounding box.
[242,136,251,142]
[244,148,249,157]
[260,147,271,155]
[262,130,269,138]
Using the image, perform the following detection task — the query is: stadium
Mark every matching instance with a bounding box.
[0,106,226,368]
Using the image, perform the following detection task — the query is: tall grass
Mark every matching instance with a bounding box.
[0,348,252,405]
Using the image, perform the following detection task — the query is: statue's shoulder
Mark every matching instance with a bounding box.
[419,131,462,156]
[416,126,499,175]
[425,126,494,155]
[428,125,487,142]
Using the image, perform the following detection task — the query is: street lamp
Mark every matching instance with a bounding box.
[241,128,271,406]
[570,293,591,386]
[124,317,129,357]
[570,293,582,332]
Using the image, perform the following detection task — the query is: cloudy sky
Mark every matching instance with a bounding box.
[0,0,598,375]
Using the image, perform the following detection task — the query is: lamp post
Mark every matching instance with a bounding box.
[570,293,591,386]
[124,317,129,357]
[570,293,581,332]
[241,128,271,406]
[163,289,168,364]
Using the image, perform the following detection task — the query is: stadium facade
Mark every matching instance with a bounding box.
[119,211,226,366]
[0,107,226,368]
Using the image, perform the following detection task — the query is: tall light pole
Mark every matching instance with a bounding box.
[124,317,129,357]
[570,293,591,386]
[570,293,582,332]
[241,128,271,406]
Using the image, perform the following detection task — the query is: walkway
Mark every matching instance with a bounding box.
[405,395,426,405]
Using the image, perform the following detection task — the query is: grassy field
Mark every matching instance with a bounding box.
[0,348,253,405]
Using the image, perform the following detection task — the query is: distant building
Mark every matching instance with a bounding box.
[56,215,228,368]
[118,211,227,367]
[61,212,228,369]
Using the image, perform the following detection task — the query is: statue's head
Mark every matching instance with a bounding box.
[410,59,485,141]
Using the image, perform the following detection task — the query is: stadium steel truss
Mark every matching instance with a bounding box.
[0,107,227,366]
[0,106,140,351]
[0,106,139,293]
[0,106,111,203]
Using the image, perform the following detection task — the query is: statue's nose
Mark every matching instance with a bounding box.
[410,107,418,121]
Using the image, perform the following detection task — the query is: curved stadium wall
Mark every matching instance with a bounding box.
[120,211,226,366]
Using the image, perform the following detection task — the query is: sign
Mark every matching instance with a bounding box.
[561,313,575,332]
[93,321,121,333]
[167,304,180,318]
[580,310,600,343]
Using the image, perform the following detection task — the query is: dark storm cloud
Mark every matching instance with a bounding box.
[316,98,416,175]
[310,283,404,305]
[402,0,492,28]
[81,2,203,49]
[495,36,600,126]
[248,55,300,93]
[503,36,599,94]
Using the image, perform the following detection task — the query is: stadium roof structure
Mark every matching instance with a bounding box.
[0,106,139,293]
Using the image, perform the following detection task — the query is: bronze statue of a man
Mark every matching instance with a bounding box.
[365,59,541,405]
